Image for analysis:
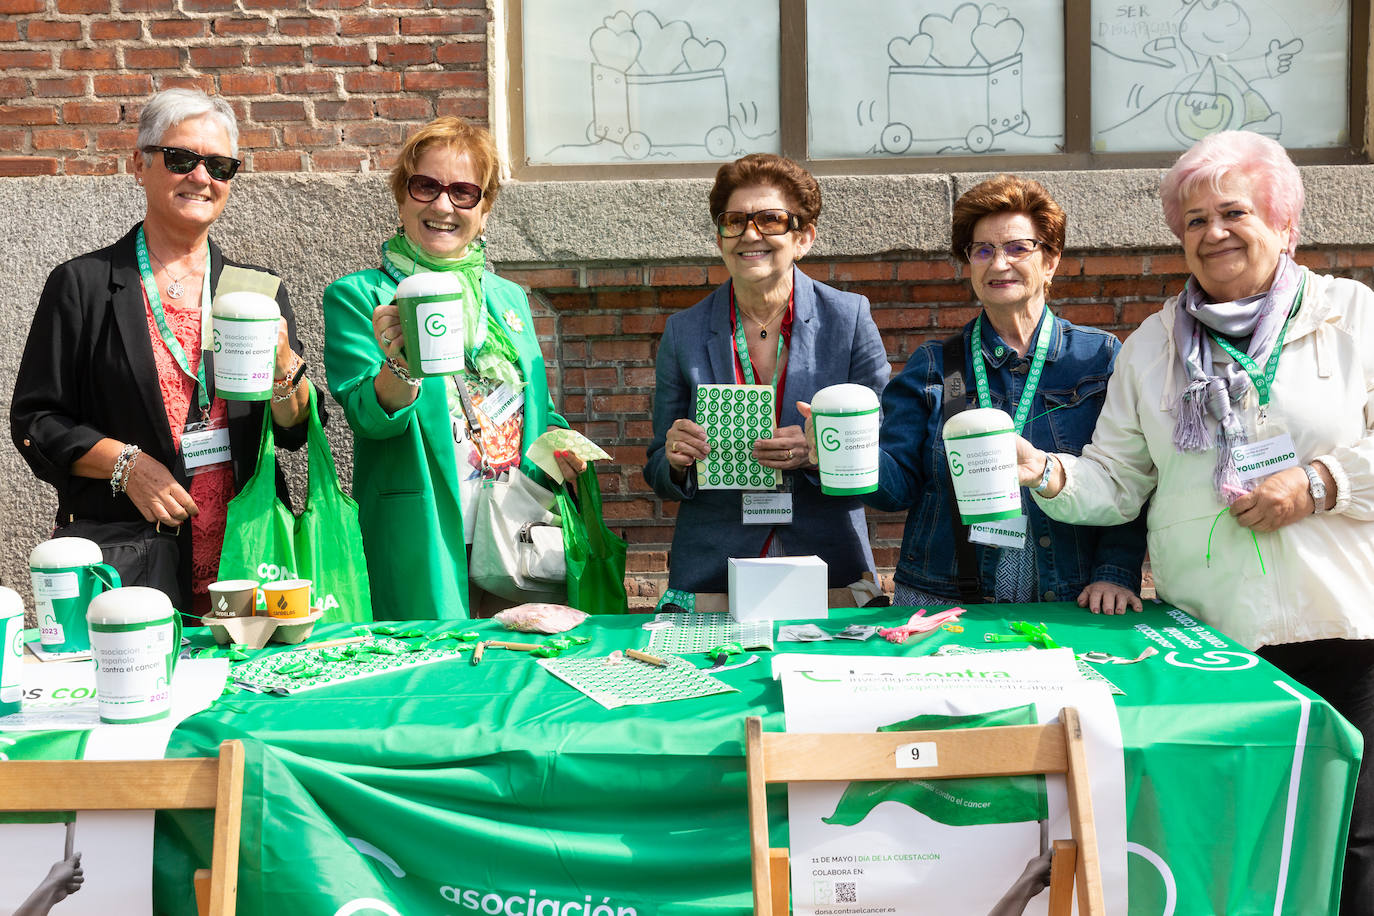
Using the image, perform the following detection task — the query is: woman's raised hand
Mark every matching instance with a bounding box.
[372,301,406,364]
[797,401,819,466]
[664,418,709,470]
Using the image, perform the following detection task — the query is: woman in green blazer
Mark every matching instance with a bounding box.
[323,118,579,619]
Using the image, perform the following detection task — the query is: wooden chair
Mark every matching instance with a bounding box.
[0,738,245,916]
[745,708,1103,916]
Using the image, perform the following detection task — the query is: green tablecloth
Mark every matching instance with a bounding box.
[155,602,1360,915]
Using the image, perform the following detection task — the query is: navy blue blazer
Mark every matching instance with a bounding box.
[645,269,891,592]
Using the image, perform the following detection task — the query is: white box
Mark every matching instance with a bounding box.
[727,555,828,622]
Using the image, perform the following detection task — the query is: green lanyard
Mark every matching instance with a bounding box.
[1206,277,1305,409]
[970,308,1053,435]
[731,286,786,391]
[136,226,211,418]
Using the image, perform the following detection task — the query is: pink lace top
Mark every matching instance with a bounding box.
[142,288,235,616]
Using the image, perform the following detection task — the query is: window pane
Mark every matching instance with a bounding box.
[807,0,1065,159]
[521,0,781,165]
[1091,0,1349,151]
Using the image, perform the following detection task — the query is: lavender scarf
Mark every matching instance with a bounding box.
[1172,253,1302,499]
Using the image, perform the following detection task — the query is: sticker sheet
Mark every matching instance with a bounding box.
[230,638,469,695]
[694,384,777,491]
[647,611,774,655]
[538,654,737,709]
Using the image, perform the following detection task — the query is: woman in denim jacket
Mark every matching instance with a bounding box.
[832,175,1145,609]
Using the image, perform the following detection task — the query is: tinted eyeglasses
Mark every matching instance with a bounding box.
[715,208,802,238]
[407,174,484,210]
[966,239,1044,263]
[144,146,241,181]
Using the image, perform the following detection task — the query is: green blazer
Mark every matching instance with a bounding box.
[322,267,566,620]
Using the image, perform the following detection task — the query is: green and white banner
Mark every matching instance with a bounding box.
[779,649,1127,914]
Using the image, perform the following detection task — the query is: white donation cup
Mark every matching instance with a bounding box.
[212,290,281,400]
[811,384,881,496]
[87,586,182,724]
[941,407,1022,524]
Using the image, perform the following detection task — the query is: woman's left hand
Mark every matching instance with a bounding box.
[553,448,586,486]
[1229,466,1315,532]
[753,424,810,470]
[1076,581,1142,615]
[274,318,297,379]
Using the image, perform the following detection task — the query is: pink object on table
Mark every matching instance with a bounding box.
[879,607,968,644]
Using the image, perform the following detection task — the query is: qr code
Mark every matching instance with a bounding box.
[836,882,857,904]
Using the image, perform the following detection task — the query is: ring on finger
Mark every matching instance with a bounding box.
[672,441,679,454]
[381,333,393,345]
[787,449,793,461]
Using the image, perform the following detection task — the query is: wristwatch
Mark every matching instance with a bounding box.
[1303,464,1328,514]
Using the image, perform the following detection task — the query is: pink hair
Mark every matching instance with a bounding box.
[1159,130,1304,253]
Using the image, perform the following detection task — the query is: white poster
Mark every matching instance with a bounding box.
[1090,0,1348,150]
[779,649,1127,915]
[522,0,781,164]
[807,0,1065,158]
[0,660,228,916]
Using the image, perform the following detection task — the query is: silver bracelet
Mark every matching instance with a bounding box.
[272,355,307,403]
[111,443,141,496]
[1032,452,1056,494]
[385,356,422,388]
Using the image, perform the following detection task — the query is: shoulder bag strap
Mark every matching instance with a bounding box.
[940,332,983,605]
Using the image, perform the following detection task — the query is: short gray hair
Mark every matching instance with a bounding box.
[136,88,238,156]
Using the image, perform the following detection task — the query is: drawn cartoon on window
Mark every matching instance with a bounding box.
[808,0,1065,159]
[1091,0,1349,151]
[521,1,780,165]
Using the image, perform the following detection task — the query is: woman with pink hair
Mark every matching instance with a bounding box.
[1015,130,1374,914]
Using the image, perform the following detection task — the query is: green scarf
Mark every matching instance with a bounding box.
[381,232,524,390]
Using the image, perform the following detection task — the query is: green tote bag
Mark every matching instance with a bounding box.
[218,389,373,623]
[557,466,629,614]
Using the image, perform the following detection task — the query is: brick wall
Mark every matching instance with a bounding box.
[516,248,1374,602]
[0,0,487,177]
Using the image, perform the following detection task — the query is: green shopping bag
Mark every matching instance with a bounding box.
[218,389,372,623]
[557,466,628,614]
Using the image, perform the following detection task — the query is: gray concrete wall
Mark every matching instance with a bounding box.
[2,164,1373,606]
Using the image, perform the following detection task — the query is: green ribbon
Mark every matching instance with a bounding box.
[970,307,1053,435]
[135,226,212,418]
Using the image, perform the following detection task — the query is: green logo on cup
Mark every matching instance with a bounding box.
[950,451,965,477]
[9,629,21,656]
[820,428,842,452]
[424,313,448,337]
[212,328,222,353]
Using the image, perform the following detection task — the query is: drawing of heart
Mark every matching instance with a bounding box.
[591,25,641,72]
[602,10,633,34]
[888,33,934,67]
[980,3,1010,25]
[632,10,691,74]
[920,3,981,67]
[683,36,726,72]
[971,18,1023,64]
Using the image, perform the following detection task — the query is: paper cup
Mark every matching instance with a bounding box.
[87,586,180,724]
[30,537,121,652]
[395,272,466,378]
[207,579,259,619]
[811,383,881,496]
[263,579,311,619]
[212,291,280,400]
[0,587,24,717]
[942,407,1022,524]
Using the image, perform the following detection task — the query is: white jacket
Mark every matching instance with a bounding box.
[1037,269,1374,649]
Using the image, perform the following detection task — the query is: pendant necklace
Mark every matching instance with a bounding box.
[744,297,790,339]
[148,248,192,299]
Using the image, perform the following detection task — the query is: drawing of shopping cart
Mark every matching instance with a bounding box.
[590,63,736,159]
[880,54,1029,153]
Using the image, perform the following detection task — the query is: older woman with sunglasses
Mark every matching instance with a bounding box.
[645,153,890,597]
[11,88,313,615]
[323,117,581,620]
[813,174,1144,610]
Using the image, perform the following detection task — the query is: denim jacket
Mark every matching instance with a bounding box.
[863,309,1146,602]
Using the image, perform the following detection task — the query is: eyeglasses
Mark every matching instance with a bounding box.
[407,174,484,210]
[143,146,241,181]
[715,209,802,238]
[966,239,1044,263]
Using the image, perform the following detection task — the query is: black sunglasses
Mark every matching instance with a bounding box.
[143,146,241,181]
[407,174,484,210]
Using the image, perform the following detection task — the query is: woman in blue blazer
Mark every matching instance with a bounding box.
[645,154,890,595]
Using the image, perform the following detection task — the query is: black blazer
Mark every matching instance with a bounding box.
[10,222,316,601]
